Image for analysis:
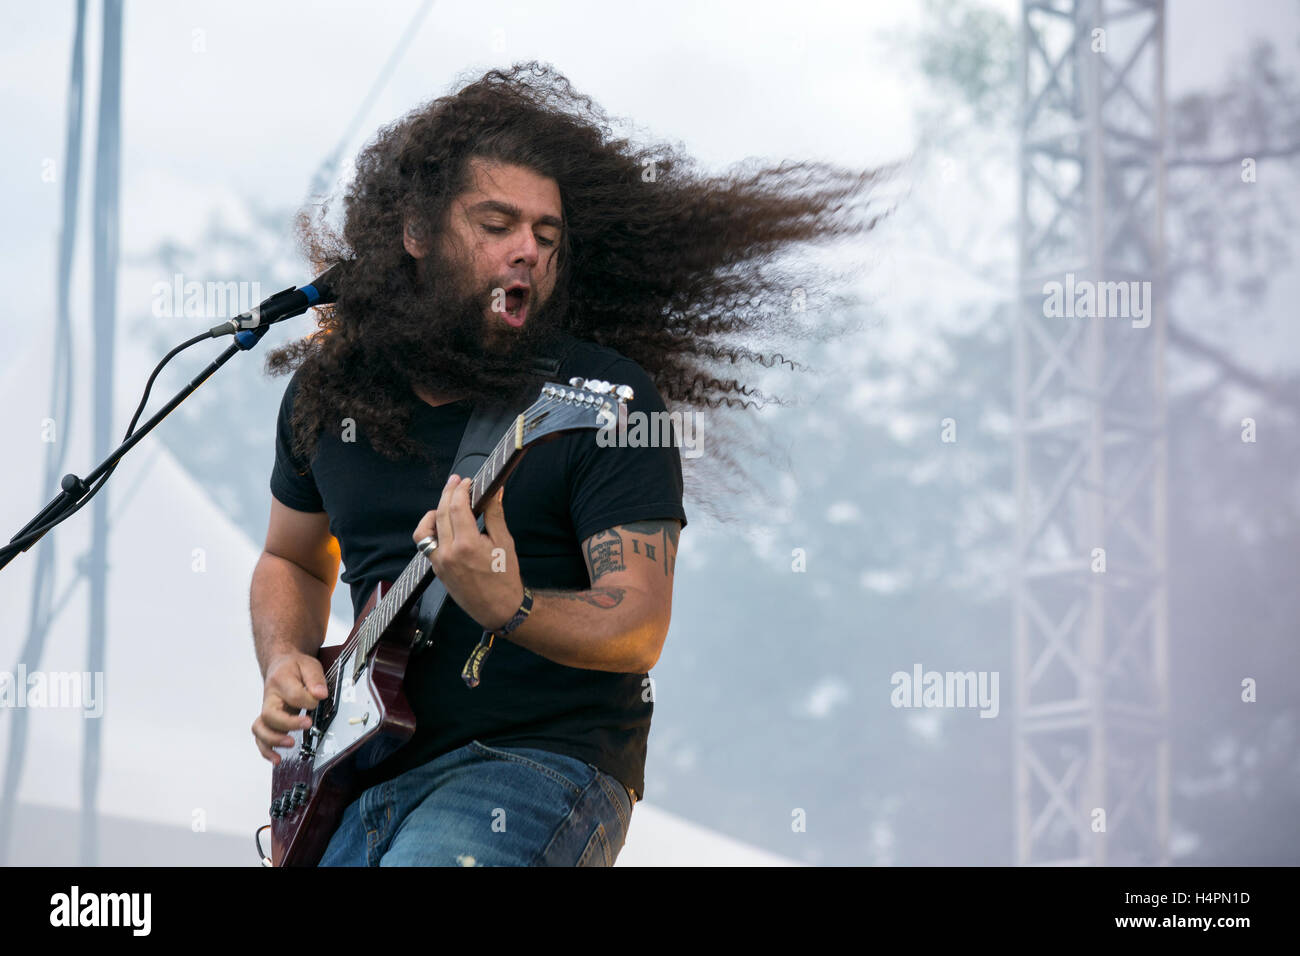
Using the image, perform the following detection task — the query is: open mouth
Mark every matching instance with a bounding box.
[500,284,530,327]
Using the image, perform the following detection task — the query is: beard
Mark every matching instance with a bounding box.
[372,243,569,410]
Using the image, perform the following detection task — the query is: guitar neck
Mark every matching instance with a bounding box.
[342,376,632,676]
[353,414,525,662]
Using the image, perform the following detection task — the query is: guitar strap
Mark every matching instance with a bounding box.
[410,333,580,644]
[447,332,579,482]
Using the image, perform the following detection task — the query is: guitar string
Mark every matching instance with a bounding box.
[315,388,588,694]
[335,391,565,679]
[325,404,537,687]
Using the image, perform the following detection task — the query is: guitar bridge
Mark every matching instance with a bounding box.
[299,696,335,758]
[299,725,322,759]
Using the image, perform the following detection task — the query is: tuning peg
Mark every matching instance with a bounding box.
[569,377,586,388]
[615,384,634,402]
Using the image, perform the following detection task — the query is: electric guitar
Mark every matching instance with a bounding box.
[256,377,632,867]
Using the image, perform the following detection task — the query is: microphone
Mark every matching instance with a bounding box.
[208,263,343,337]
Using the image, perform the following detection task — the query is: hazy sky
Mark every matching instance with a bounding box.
[1,0,1296,374]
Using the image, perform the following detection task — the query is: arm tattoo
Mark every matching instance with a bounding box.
[619,519,680,577]
[536,586,625,609]
[584,529,626,582]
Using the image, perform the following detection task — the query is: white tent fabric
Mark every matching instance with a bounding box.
[0,329,356,848]
[0,328,796,866]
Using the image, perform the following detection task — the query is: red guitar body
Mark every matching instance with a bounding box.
[268,581,418,867]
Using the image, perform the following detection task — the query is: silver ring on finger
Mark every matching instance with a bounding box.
[416,535,438,557]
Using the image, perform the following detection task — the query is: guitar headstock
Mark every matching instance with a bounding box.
[518,377,634,445]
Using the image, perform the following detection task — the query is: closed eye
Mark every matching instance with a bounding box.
[483,224,558,247]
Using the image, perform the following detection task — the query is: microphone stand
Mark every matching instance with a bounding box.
[2,264,338,571]
[0,322,274,573]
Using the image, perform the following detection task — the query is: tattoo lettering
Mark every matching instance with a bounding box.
[619,519,680,577]
[630,540,657,562]
[585,529,625,582]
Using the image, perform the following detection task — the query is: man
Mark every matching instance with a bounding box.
[249,62,889,866]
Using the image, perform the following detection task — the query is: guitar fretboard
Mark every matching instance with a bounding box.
[348,414,523,677]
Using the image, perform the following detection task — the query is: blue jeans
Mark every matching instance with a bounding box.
[318,739,635,866]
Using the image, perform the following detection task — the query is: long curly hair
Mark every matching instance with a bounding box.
[267,61,897,517]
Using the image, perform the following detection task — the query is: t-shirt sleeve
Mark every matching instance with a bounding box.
[566,357,689,545]
[269,374,326,513]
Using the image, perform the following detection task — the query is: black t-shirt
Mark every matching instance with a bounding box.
[268,338,687,800]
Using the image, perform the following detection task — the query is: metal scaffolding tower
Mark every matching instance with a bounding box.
[1015,0,1169,865]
